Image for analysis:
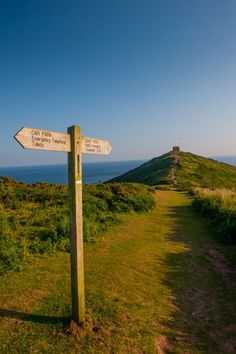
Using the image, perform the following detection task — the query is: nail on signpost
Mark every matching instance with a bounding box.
[14,125,112,325]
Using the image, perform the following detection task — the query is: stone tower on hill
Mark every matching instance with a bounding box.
[173,146,180,152]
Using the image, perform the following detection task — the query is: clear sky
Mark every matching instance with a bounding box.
[0,0,236,167]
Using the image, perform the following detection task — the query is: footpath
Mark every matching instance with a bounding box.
[0,191,235,353]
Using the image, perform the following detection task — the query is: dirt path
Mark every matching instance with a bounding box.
[0,191,235,353]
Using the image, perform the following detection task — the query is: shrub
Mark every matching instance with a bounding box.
[0,208,29,274]
[192,188,236,239]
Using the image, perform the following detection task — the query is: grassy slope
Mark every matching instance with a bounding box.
[1,191,235,353]
[109,152,174,185]
[176,152,236,190]
[109,151,236,190]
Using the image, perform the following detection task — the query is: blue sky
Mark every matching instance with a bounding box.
[0,0,236,166]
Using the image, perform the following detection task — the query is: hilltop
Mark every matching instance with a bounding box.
[109,149,236,190]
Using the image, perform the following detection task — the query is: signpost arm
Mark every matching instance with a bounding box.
[67,125,85,324]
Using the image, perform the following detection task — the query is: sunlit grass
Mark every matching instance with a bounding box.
[192,188,236,238]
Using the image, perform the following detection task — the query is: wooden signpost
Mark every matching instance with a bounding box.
[14,125,111,324]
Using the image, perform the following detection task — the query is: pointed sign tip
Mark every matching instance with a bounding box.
[14,128,26,149]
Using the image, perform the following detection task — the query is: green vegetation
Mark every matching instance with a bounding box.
[192,188,236,239]
[176,152,236,190]
[0,191,235,353]
[1,153,236,352]
[0,177,155,275]
[109,152,175,185]
[110,150,236,190]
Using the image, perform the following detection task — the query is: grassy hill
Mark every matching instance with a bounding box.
[109,150,236,190]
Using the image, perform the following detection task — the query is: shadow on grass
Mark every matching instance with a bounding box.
[0,308,68,324]
[160,200,236,353]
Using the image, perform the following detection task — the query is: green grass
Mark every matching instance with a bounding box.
[192,188,236,238]
[176,152,236,190]
[0,177,155,275]
[0,191,235,353]
[109,151,175,185]
[192,188,236,268]
[109,150,236,190]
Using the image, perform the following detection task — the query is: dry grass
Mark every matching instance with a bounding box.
[192,188,236,240]
[194,188,236,204]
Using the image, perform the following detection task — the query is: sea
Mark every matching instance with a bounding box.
[0,160,146,184]
[0,156,235,185]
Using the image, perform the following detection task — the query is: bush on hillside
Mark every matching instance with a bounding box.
[0,207,29,274]
[192,188,236,239]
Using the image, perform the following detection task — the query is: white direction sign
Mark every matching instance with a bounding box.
[82,137,112,155]
[14,127,71,152]
[14,127,112,155]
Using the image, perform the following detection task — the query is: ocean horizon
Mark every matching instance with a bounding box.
[0,156,235,185]
[0,160,146,184]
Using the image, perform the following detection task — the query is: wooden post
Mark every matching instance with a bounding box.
[67,125,85,324]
